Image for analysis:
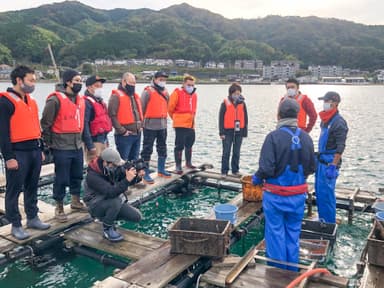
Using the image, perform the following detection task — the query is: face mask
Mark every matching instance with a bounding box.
[286,88,297,97]
[157,81,166,88]
[125,84,135,95]
[21,82,35,94]
[94,88,104,98]
[323,102,333,111]
[185,85,194,94]
[71,83,82,94]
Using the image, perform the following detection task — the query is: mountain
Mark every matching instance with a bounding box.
[0,1,384,70]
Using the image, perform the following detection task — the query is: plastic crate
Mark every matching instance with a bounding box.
[367,221,384,267]
[300,219,337,248]
[169,218,231,257]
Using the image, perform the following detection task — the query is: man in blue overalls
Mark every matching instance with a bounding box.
[252,98,315,271]
[315,91,348,223]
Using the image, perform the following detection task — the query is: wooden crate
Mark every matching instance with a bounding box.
[367,221,384,267]
[169,218,231,257]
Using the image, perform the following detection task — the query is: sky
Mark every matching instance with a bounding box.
[0,0,383,25]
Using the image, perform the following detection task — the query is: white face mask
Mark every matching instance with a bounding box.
[157,81,166,88]
[94,88,104,98]
[323,102,333,111]
[286,88,297,97]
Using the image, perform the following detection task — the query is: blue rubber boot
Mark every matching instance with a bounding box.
[143,162,155,184]
[103,224,124,242]
[158,157,172,178]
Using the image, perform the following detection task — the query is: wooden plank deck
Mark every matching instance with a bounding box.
[201,261,348,288]
[64,222,166,261]
[360,264,384,288]
[0,210,90,245]
[94,192,262,287]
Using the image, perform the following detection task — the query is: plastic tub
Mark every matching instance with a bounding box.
[373,201,384,213]
[376,212,384,221]
[214,204,238,224]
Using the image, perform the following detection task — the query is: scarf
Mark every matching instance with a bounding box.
[276,118,297,129]
[319,108,337,123]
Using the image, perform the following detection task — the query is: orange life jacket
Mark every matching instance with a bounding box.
[223,98,245,129]
[113,89,143,125]
[0,92,41,143]
[173,88,197,114]
[295,94,308,129]
[47,91,85,134]
[143,86,168,118]
[85,96,112,136]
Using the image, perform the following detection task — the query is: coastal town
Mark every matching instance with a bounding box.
[1,59,384,84]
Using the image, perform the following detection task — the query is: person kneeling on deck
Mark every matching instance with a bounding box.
[252,98,315,271]
[83,148,143,242]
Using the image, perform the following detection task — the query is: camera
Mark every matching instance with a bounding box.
[113,158,147,182]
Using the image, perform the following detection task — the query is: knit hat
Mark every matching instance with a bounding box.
[279,98,300,118]
[62,69,80,85]
[100,148,123,165]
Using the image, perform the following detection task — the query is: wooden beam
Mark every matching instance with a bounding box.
[225,246,258,284]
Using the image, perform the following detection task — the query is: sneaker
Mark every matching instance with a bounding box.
[231,172,243,178]
[103,225,124,242]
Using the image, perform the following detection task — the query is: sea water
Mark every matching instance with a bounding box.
[0,83,383,287]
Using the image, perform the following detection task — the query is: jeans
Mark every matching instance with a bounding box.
[140,128,167,161]
[221,132,243,174]
[5,150,41,226]
[52,149,84,202]
[115,133,141,161]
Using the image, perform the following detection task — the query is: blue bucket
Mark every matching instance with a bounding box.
[214,204,238,224]
[373,201,384,213]
[376,212,384,221]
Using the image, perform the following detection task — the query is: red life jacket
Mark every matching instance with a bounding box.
[47,91,85,134]
[223,98,245,129]
[143,86,168,118]
[85,96,112,136]
[0,92,41,143]
[173,87,197,114]
[112,89,143,125]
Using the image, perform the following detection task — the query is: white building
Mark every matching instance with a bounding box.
[377,70,384,82]
[263,63,298,80]
[234,59,263,70]
[309,65,342,79]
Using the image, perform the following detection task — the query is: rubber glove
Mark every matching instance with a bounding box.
[326,164,339,179]
[252,174,262,185]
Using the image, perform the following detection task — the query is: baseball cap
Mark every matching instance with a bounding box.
[318,91,341,103]
[86,75,106,87]
[154,71,168,79]
[279,98,300,119]
[100,148,124,165]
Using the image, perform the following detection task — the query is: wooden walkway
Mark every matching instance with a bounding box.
[360,264,384,288]
[201,260,349,288]
[93,194,263,288]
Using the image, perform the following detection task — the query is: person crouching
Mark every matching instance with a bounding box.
[83,148,143,242]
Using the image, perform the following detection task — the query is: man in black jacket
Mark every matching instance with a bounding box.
[83,148,144,242]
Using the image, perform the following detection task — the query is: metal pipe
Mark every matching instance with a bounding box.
[72,246,128,269]
[194,171,242,184]
[171,258,212,288]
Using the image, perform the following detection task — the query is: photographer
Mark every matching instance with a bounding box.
[83,148,144,242]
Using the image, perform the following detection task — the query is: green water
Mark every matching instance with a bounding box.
[0,186,373,288]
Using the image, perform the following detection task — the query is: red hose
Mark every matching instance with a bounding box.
[286,268,331,288]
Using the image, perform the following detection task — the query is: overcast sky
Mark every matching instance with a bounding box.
[0,0,382,25]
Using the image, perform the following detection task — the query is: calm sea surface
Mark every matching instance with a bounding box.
[0,82,383,287]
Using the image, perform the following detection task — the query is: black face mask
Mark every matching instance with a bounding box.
[125,84,135,96]
[71,83,82,94]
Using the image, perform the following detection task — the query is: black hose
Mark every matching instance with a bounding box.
[72,246,128,269]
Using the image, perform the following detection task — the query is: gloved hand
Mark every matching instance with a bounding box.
[326,164,339,179]
[252,174,262,185]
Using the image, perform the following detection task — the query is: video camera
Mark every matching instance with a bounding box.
[113,158,147,182]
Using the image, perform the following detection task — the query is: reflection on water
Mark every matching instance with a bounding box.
[0,83,383,287]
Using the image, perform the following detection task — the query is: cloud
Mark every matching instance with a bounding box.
[0,0,383,25]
